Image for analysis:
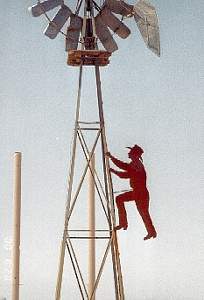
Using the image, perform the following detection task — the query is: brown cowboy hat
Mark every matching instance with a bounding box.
[126,144,144,156]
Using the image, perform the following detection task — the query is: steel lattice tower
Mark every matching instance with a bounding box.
[55,64,125,299]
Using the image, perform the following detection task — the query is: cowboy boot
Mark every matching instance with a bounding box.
[144,228,157,240]
[115,224,128,230]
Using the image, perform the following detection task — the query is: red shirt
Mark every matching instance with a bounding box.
[128,160,147,190]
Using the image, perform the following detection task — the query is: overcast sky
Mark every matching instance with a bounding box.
[1,0,204,299]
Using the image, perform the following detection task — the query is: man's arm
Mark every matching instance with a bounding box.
[110,168,130,178]
[107,152,129,170]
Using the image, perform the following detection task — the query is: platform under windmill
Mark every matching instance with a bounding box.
[29,0,160,299]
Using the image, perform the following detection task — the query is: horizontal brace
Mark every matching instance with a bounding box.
[68,236,110,239]
[78,127,100,130]
[78,121,100,124]
[67,229,110,232]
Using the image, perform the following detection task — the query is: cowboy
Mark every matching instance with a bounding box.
[106,145,157,240]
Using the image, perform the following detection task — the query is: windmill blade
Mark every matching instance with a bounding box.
[95,15,118,53]
[133,0,160,56]
[44,5,72,39]
[104,0,133,17]
[28,0,64,17]
[66,15,83,51]
[100,7,130,39]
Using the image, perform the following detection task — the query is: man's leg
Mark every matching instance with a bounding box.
[115,191,135,230]
[135,191,157,240]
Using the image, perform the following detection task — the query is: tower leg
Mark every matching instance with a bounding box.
[55,238,66,300]
[55,65,83,300]
[95,66,125,300]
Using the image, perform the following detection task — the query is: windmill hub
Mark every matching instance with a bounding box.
[68,49,111,66]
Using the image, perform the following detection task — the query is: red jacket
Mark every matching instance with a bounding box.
[110,156,147,190]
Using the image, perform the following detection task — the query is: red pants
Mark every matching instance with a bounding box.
[115,190,156,234]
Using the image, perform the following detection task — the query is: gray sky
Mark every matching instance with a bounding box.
[1,0,204,299]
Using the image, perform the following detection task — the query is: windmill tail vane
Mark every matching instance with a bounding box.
[28,0,160,66]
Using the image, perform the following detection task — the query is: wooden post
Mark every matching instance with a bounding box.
[88,153,95,300]
[11,152,22,300]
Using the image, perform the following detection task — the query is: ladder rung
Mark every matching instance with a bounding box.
[78,127,100,130]
[67,229,110,232]
[68,236,110,239]
[78,121,100,124]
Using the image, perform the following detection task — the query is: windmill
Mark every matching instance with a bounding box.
[28,0,160,299]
